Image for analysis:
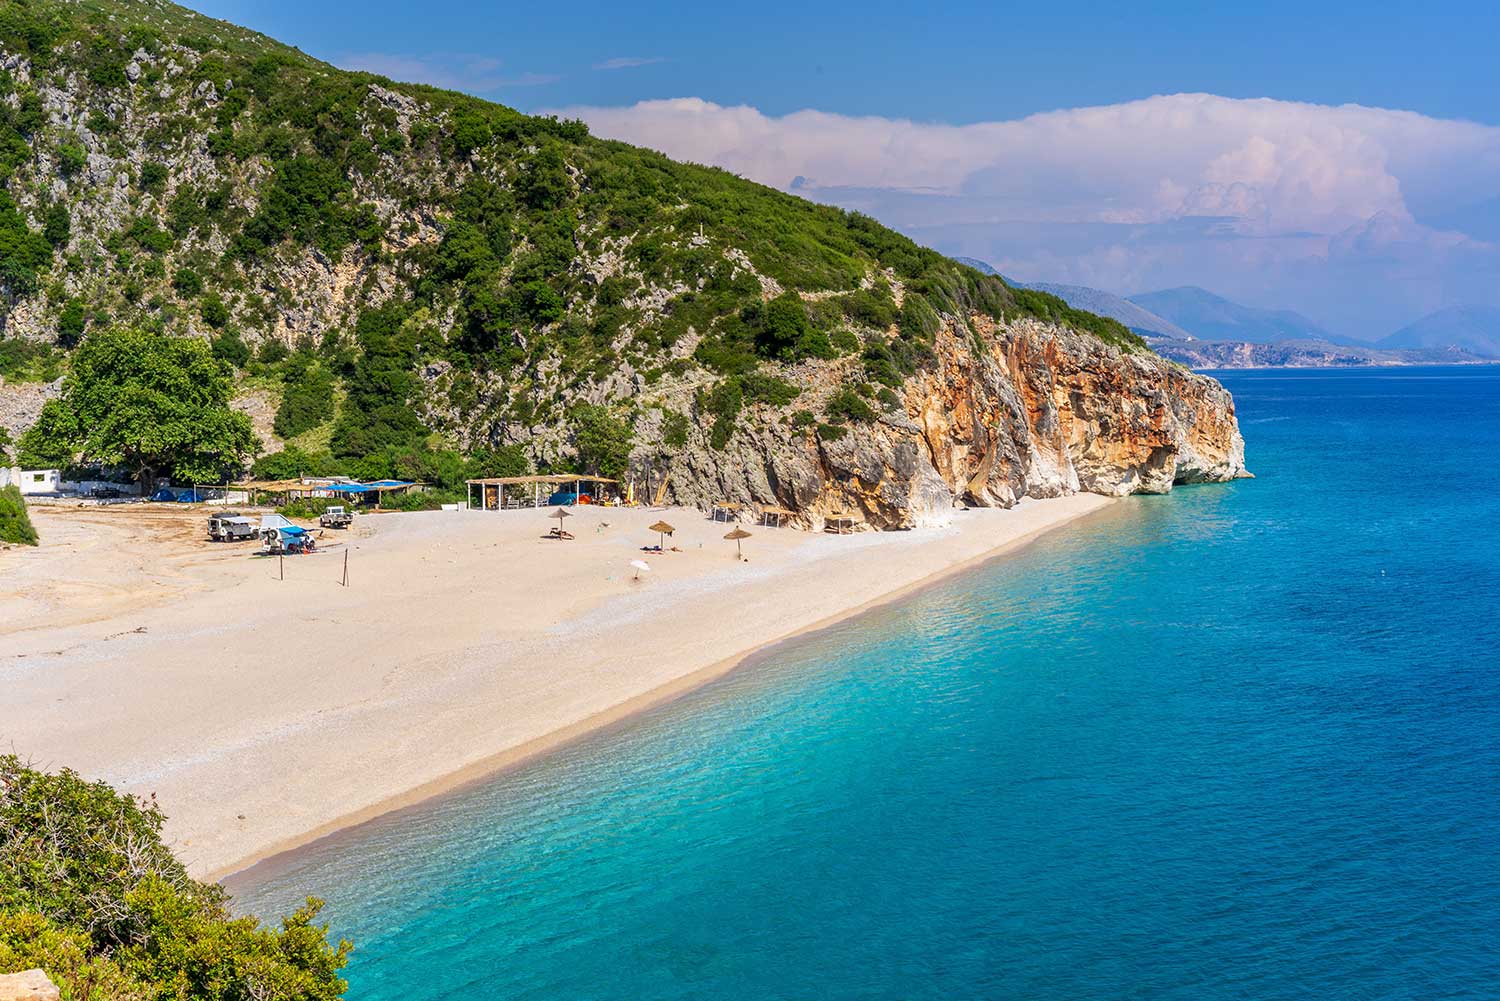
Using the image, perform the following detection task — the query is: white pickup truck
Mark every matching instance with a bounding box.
[319,505,354,529]
[207,512,258,541]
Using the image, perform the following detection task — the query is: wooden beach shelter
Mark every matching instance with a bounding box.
[465,474,619,510]
[825,513,862,535]
[724,526,752,559]
[758,505,796,528]
[711,501,743,523]
[648,520,675,549]
[319,479,416,510]
[235,477,327,506]
[549,507,573,539]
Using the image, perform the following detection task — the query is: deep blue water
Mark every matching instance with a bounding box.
[234,367,1500,999]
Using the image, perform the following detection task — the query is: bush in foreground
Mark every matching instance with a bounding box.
[0,486,38,546]
[0,755,351,999]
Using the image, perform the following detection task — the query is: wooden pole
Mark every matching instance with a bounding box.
[279,552,284,581]
[342,549,349,588]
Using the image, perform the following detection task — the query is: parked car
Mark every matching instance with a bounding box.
[319,505,353,529]
[92,486,124,499]
[261,525,317,554]
[207,512,259,542]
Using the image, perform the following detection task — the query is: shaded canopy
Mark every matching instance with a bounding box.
[648,520,675,534]
[724,528,752,541]
[550,507,573,519]
[468,474,618,486]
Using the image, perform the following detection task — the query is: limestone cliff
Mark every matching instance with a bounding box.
[649,314,1248,531]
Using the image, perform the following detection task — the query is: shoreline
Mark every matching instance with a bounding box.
[2,494,1115,886]
[218,495,1115,888]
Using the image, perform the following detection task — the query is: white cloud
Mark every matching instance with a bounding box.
[593,56,666,71]
[555,93,1500,335]
[339,52,558,93]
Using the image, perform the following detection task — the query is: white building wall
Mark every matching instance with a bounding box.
[14,468,62,495]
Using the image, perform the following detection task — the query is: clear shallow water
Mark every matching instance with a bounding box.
[234,367,1500,999]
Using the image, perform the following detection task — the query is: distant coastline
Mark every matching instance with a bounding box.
[1151,338,1500,370]
[954,265,1500,368]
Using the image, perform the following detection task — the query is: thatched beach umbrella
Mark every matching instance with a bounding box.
[648,520,675,549]
[724,526,752,559]
[550,506,573,537]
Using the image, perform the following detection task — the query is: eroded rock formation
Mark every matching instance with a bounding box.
[653,314,1248,531]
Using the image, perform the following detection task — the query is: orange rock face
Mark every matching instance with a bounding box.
[656,312,1249,531]
[906,316,1248,510]
[826,314,1248,527]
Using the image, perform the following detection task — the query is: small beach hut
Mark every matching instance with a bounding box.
[825,514,862,535]
[724,526,752,559]
[549,507,573,539]
[648,520,675,549]
[758,505,796,528]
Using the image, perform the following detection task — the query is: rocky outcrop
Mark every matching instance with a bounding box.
[0,378,61,443]
[0,969,60,1001]
[650,314,1248,531]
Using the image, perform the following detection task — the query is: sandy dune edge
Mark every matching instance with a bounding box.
[1,495,1112,880]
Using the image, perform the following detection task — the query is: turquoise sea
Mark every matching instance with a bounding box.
[233,367,1500,999]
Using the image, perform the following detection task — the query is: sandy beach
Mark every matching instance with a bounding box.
[1,494,1112,880]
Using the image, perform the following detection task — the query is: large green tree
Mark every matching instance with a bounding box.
[19,329,258,490]
[569,403,634,480]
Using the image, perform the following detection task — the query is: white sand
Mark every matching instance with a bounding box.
[1,494,1112,879]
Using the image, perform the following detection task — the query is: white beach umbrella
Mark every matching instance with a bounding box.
[630,558,652,581]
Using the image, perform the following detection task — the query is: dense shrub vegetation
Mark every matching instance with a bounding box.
[0,484,38,545]
[0,754,350,999]
[0,335,63,381]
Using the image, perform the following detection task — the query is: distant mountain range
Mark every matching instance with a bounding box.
[952,257,1000,276]
[1022,284,1195,341]
[953,256,1500,368]
[1126,287,1353,345]
[1378,306,1500,358]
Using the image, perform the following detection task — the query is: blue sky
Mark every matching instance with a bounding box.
[194,0,1498,124]
[191,1,1500,336]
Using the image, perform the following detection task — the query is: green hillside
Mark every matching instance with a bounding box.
[0,0,1141,492]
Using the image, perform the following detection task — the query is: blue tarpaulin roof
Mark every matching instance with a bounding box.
[321,480,413,493]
